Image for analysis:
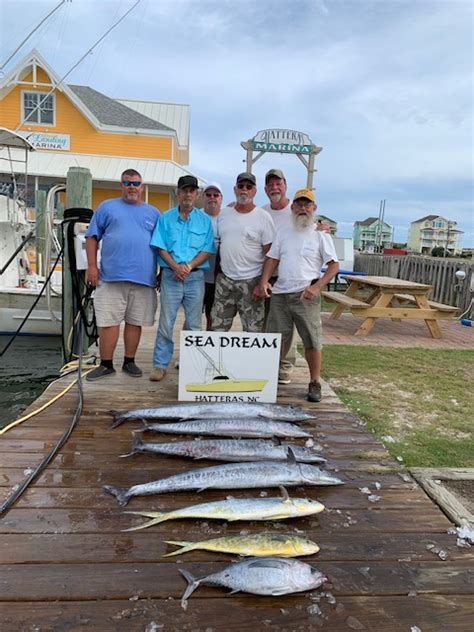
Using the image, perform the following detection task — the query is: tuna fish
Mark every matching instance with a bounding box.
[121,434,325,463]
[104,449,343,506]
[110,402,314,428]
[164,533,320,558]
[122,487,325,531]
[180,557,327,610]
[140,418,311,439]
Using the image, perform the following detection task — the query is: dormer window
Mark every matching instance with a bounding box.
[22,91,55,125]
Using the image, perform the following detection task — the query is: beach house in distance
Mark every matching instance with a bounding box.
[408,215,464,255]
[353,217,392,252]
[0,49,202,211]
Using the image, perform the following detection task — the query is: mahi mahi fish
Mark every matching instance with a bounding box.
[122,487,325,531]
[104,450,343,506]
[122,434,325,463]
[140,418,311,439]
[164,533,320,558]
[180,557,327,610]
[110,402,314,428]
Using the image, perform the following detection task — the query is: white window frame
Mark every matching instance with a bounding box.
[21,90,56,127]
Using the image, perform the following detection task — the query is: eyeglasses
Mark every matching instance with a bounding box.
[205,192,221,198]
[294,199,313,207]
[122,180,142,187]
[237,183,255,190]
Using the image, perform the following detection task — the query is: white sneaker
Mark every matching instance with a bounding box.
[174,360,179,369]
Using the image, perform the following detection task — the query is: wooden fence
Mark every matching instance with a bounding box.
[354,254,474,315]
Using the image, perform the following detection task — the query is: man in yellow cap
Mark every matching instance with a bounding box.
[259,188,339,403]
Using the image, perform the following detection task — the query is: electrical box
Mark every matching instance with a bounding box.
[73,222,100,270]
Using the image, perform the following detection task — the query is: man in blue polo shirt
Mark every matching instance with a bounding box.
[150,175,215,381]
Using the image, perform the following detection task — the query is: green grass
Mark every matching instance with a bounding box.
[319,346,474,467]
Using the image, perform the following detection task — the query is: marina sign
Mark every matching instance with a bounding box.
[251,129,313,154]
[23,132,70,150]
[178,331,281,403]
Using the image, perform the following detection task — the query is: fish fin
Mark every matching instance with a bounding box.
[103,485,129,507]
[279,486,290,502]
[286,446,297,464]
[109,410,125,429]
[179,569,200,611]
[163,540,192,557]
[228,589,240,595]
[118,432,143,458]
[196,487,208,493]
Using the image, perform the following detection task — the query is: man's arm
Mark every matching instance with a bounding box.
[186,250,211,272]
[85,237,100,286]
[158,248,189,281]
[256,256,279,299]
[300,259,339,300]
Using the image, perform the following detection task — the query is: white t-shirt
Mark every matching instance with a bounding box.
[217,206,276,280]
[267,225,339,294]
[204,214,219,284]
[262,201,292,232]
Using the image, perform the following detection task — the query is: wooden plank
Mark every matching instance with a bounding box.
[354,291,393,336]
[1,595,472,632]
[1,560,472,601]
[351,307,454,320]
[393,293,459,312]
[321,292,370,308]
[2,531,471,564]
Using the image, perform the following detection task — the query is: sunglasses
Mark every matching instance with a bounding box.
[122,180,142,187]
[205,192,221,198]
[237,183,255,190]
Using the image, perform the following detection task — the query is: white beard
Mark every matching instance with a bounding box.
[292,213,314,231]
[237,193,249,204]
[270,193,282,204]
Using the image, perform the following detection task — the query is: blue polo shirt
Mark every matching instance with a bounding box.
[85,198,159,287]
[151,207,215,268]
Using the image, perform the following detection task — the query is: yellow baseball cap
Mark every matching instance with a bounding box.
[293,188,315,202]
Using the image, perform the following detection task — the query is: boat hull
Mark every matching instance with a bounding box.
[186,380,268,393]
[0,287,61,336]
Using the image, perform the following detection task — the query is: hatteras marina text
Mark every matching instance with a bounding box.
[184,334,279,349]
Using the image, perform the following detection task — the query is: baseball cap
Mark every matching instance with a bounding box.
[203,181,223,194]
[236,172,256,186]
[265,169,285,183]
[293,188,315,202]
[177,175,199,189]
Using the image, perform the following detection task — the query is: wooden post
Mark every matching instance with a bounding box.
[63,167,93,362]
[35,189,46,277]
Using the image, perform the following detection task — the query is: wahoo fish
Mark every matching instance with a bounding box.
[110,402,314,428]
[140,418,311,439]
[180,557,327,610]
[122,434,325,463]
[164,533,320,558]
[104,450,343,506]
[122,487,325,531]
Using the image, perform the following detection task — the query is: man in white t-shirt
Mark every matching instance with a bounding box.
[260,188,339,403]
[211,172,275,332]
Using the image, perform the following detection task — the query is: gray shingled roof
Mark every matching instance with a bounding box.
[354,217,379,226]
[411,214,440,224]
[68,84,174,132]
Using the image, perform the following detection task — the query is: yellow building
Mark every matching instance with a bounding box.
[0,49,202,211]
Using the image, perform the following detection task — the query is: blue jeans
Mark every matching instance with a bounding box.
[153,268,204,368]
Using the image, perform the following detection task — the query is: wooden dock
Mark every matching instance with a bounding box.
[1,324,473,631]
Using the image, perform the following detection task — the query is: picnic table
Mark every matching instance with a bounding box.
[322,275,459,338]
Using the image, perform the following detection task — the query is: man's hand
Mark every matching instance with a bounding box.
[86,264,100,287]
[315,220,331,233]
[300,283,319,300]
[252,282,268,301]
[173,263,190,281]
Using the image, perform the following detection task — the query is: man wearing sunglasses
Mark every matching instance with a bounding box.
[149,175,215,382]
[202,182,223,330]
[211,172,275,333]
[85,169,159,381]
[259,188,339,403]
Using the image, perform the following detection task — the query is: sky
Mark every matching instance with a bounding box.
[1,0,473,246]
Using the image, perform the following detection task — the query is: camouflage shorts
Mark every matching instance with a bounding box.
[211,273,264,332]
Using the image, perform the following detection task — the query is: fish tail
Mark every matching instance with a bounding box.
[121,510,168,531]
[119,432,144,458]
[109,410,126,428]
[179,568,200,610]
[103,484,130,506]
[163,540,193,557]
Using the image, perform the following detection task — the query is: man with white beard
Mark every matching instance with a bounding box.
[211,172,275,332]
[259,188,339,403]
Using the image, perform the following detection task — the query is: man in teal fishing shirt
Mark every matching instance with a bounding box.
[150,175,215,382]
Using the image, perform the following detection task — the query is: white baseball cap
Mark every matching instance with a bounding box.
[203,181,223,194]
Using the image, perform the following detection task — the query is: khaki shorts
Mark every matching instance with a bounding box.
[266,291,323,351]
[93,281,157,327]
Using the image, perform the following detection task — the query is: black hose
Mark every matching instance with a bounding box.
[0,231,34,276]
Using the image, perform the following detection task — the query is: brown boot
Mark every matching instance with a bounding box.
[307,380,322,403]
[149,368,167,382]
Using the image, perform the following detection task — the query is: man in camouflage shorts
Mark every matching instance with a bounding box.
[211,172,275,332]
